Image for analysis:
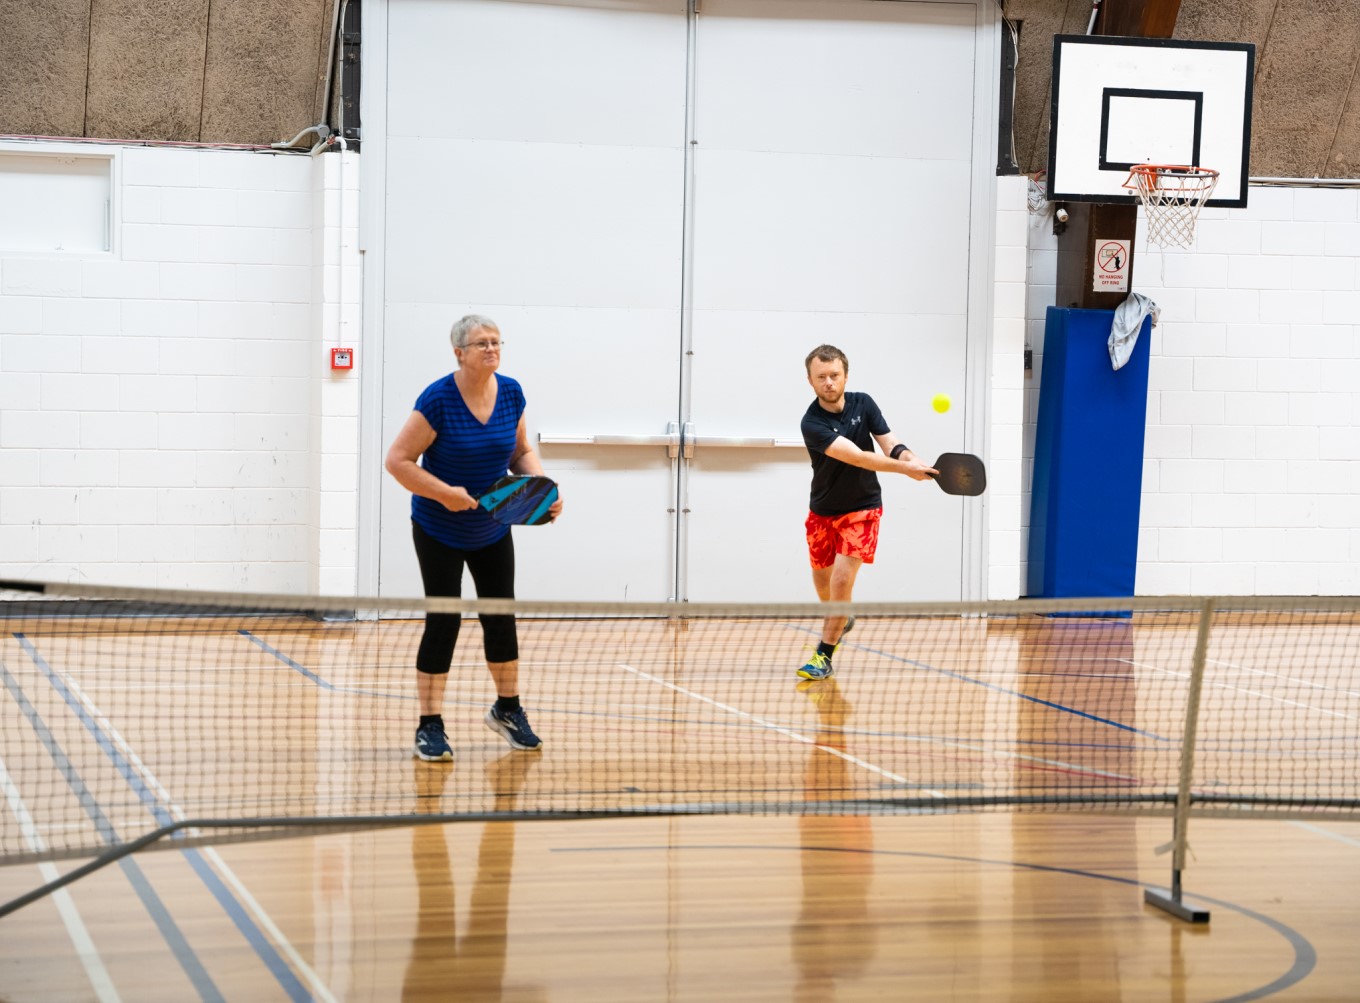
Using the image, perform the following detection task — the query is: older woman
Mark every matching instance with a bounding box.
[385,315,562,762]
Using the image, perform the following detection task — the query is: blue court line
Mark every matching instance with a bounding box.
[240,629,408,700]
[244,627,1177,759]
[12,634,311,1003]
[245,619,1165,746]
[798,626,1170,741]
[1,648,223,1002]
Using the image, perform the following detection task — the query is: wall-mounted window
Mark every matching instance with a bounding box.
[0,151,113,254]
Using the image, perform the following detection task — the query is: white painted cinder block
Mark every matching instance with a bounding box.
[1321,290,1360,324]
[0,295,42,334]
[160,262,237,301]
[161,187,238,227]
[0,143,359,592]
[1195,219,1262,255]
[121,147,199,187]
[1189,562,1256,594]
[80,411,158,450]
[1103,185,1357,599]
[1292,187,1357,223]
[82,260,161,299]
[235,190,313,230]
[122,186,162,224]
[121,299,197,338]
[1228,255,1291,290]
[2,409,80,449]
[1323,222,1360,256]
[122,223,199,263]
[157,412,235,450]
[2,259,82,297]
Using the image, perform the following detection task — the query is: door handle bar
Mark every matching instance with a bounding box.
[538,425,804,457]
[540,421,684,458]
[687,436,803,448]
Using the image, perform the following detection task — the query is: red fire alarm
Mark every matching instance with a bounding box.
[330,347,354,370]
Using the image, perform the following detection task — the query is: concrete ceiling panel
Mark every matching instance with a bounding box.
[1332,71,1360,177]
[199,0,331,146]
[1,0,1356,180]
[1248,1,1360,178]
[85,0,210,142]
[1006,0,1360,180]
[1175,0,1277,46]
[1005,0,1099,175]
[0,0,92,137]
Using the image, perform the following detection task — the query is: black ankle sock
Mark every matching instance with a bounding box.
[817,641,836,659]
[419,714,443,729]
[495,695,521,714]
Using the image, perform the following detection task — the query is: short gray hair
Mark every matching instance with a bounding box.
[450,314,499,350]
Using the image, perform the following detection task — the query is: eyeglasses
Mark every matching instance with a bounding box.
[463,340,503,352]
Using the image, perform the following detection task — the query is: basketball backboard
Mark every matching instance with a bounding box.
[1047,35,1254,208]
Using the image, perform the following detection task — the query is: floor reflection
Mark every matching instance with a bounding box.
[793,678,879,1002]
[402,754,542,1002]
[1012,618,1139,997]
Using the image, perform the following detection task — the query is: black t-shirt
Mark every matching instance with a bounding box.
[801,391,891,516]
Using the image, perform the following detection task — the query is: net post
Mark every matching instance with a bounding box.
[1144,596,1214,923]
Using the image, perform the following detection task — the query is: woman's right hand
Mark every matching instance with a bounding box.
[442,485,479,512]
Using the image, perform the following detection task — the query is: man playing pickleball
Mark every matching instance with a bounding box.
[798,344,936,680]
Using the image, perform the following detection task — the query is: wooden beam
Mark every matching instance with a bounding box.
[1096,0,1182,40]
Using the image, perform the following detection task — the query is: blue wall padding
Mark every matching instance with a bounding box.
[1027,307,1151,598]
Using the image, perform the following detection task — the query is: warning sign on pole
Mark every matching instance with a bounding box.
[1093,239,1130,292]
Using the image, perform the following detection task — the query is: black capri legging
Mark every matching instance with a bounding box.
[412,520,518,672]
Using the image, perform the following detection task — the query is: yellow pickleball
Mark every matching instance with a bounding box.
[931,393,952,414]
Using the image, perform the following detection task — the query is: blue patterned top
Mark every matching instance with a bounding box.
[411,372,525,550]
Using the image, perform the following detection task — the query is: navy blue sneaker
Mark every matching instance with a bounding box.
[414,720,453,762]
[485,705,543,751]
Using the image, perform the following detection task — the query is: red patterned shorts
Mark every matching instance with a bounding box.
[805,508,882,569]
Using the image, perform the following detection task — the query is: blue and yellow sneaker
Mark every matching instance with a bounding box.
[797,651,835,680]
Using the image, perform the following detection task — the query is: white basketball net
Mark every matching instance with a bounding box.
[1125,165,1219,248]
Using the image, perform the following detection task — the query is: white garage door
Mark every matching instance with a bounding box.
[371,0,991,603]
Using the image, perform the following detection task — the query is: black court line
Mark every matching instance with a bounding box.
[556,842,1317,1003]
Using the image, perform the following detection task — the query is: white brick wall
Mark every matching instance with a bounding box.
[0,141,362,595]
[1019,182,1360,597]
[988,175,1029,600]
[311,151,362,596]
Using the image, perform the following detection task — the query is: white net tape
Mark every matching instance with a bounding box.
[1126,165,1219,248]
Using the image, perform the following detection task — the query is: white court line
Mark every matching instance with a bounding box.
[1289,821,1360,848]
[1119,659,1188,678]
[620,661,948,799]
[0,751,121,1003]
[1199,680,1357,722]
[1119,658,1358,722]
[617,664,1140,787]
[1207,658,1360,700]
[47,661,340,1003]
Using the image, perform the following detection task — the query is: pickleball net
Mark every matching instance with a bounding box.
[2,579,1357,916]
